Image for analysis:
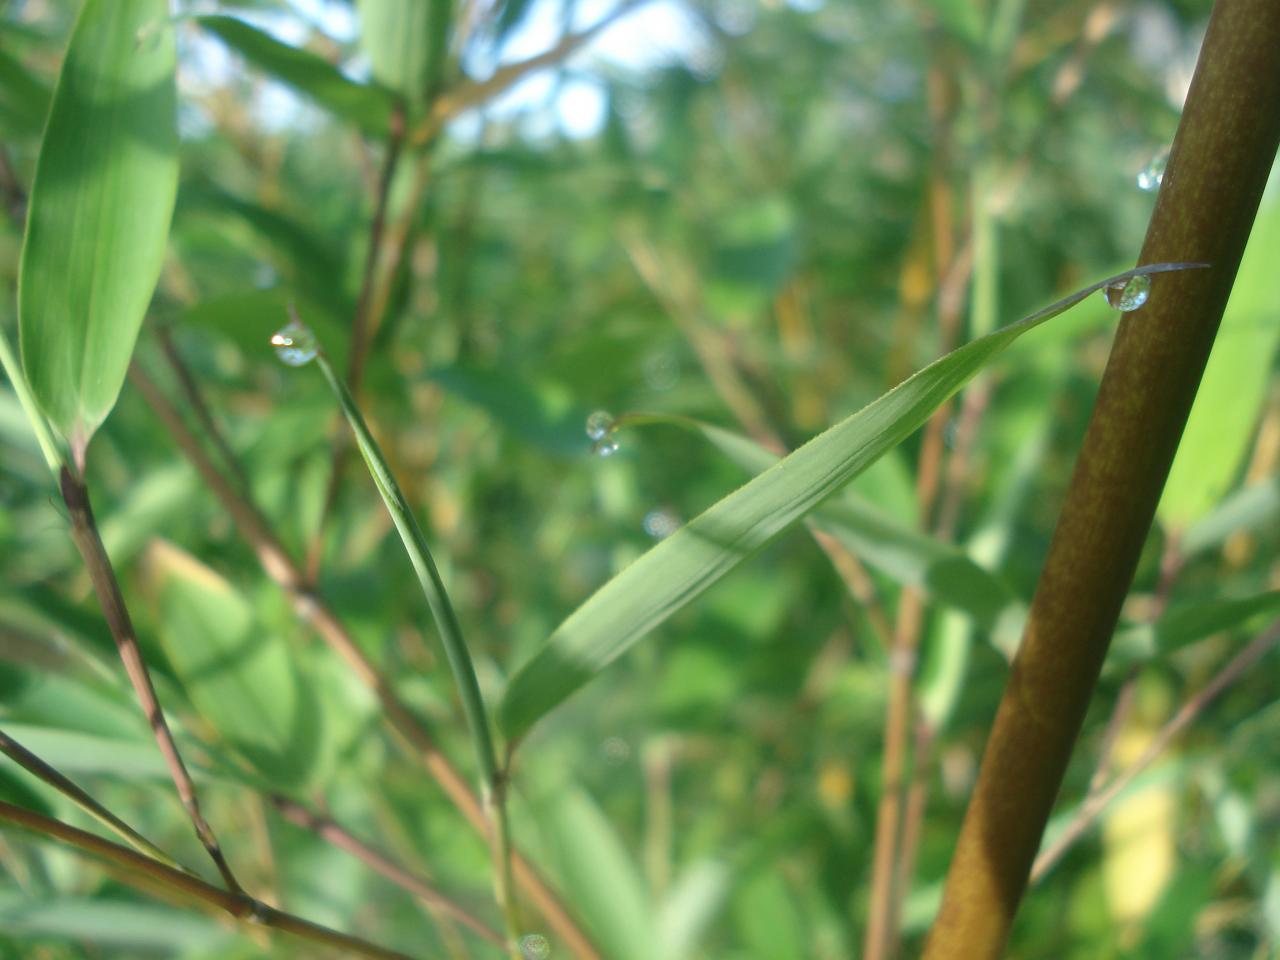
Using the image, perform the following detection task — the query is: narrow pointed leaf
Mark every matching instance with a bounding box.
[498,263,1207,740]
[18,0,178,450]
[680,420,1015,626]
[197,16,396,135]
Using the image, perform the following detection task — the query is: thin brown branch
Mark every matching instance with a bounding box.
[410,0,647,147]
[271,795,506,948]
[0,801,414,960]
[346,109,406,402]
[58,465,242,896]
[622,230,786,452]
[0,727,179,868]
[156,325,250,494]
[808,529,895,653]
[307,115,407,582]
[865,189,971,960]
[128,361,602,960]
[1030,618,1280,883]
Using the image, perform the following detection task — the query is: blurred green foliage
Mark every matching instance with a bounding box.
[1,0,1278,957]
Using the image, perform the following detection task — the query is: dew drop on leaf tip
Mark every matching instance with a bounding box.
[592,437,620,458]
[520,933,551,959]
[1137,146,1169,192]
[270,319,318,366]
[1103,273,1151,312]
[585,409,614,441]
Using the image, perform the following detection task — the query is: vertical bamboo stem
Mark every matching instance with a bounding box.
[925,2,1280,956]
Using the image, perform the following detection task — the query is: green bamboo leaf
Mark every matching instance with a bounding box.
[18,0,178,455]
[498,263,1207,740]
[1160,180,1280,529]
[358,0,452,106]
[147,540,327,793]
[683,420,1015,626]
[197,16,396,135]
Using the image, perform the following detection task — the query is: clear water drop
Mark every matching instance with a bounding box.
[520,934,551,959]
[1103,274,1151,312]
[600,736,632,765]
[643,508,680,539]
[270,319,318,366]
[1137,147,1169,192]
[592,437,620,458]
[585,410,614,441]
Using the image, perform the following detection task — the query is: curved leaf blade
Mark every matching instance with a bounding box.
[498,263,1207,740]
[18,0,178,450]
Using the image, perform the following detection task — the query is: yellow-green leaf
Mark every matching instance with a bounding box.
[18,0,178,453]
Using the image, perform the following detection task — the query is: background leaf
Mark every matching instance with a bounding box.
[147,541,327,793]
[18,0,177,449]
[197,16,396,136]
[1160,176,1280,529]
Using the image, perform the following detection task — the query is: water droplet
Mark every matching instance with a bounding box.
[520,933,551,959]
[1137,147,1169,192]
[642,508,680,539]
[1103,274,1151,312]
[601,737,632,765]
[271,319,318,366]
[585,410,614,441]
[592,437,620,458]
[643,352,679,391]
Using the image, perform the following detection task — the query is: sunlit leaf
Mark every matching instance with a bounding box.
[18,0,177,452]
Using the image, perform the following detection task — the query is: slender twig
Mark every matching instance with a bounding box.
[0,800,415,960]
[0,727,181,868]
[1030,618,1280,882]
[155,325,250,494]
[927,1,1280,954]
[865,179,971,960]
[128,361,601,960]
[408,0,648,147]
[271,795,506,948]
[308,111,407,582]
[58,464,243,896]
[0,144,26,225]
[311,348,522,952]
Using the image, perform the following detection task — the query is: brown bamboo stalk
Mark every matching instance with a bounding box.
[0,801,413,960]
[925,2,1280,955]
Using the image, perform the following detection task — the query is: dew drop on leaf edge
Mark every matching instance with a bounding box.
[592,437,620,458]
[271,319,318,367]
[585,410,614,441]
[1103,273,1151,312]
[1137,146,1169,192]
[520,933,551,959]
